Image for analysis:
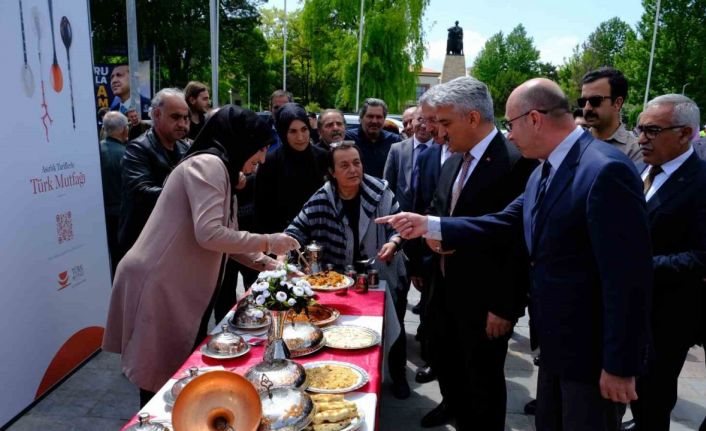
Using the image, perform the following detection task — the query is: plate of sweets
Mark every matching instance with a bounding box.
[303,393,364,431]
[304,271,354,292]
[286,304,341,327]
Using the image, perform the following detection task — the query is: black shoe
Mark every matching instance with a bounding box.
[412,302,421,315]
[524,399,537,415]
[415,365,436,383]
[421,401,453,428]
[391,379,411,399]
[620,420,638,430]
[533,355,541,366]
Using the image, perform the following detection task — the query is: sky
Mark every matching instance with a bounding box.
[262,0,646,71]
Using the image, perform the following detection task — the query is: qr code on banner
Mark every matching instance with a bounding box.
[56,211,73,244]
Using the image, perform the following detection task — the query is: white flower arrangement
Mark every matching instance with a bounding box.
[254,266,313,312]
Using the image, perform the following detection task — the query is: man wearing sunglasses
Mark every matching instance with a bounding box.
[378,78,652,431]
[624,94,706,431]
[580,67,642,163]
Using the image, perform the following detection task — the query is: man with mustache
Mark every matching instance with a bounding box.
[109,64,151,120]
[624,94,706,431]
[580,67,641,162]
[118,88,190,259]
[316,109,346,150]
[346,98,401,178]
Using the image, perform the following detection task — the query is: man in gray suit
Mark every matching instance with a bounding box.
[384,106,433,212]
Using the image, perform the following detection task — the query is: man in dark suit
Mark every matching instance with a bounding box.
[407,105,455,384]
[379,78,652,431]
[627,94,706,431]
[384,106,434,212]
[382,105,434,399]
[412,77,536,430]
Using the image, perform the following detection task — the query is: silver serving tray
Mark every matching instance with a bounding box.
[200,343,251,360]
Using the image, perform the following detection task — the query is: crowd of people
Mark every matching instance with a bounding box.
[96,64,706,431]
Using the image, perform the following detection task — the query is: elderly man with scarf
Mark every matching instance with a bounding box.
[285,141,411,399]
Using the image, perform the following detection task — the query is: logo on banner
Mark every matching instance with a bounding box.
[56,211,73,244]
[57,271,70,290]
[57,264,85,291]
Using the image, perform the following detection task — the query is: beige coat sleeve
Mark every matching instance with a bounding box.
[182,155,276,271]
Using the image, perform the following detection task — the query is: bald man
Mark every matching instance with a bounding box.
[378,78,652,431]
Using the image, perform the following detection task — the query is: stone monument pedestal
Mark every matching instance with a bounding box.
[441,55,466,83]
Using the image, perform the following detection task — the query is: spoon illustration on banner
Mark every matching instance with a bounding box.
[48,0,63,93]
[32,6,52,142]
[19,0,35,97]
[60,16,75,129]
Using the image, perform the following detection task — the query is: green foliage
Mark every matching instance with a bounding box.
[90,0,269,108]
[470,25,543,116]
[557,17,635,106]
[301,0,429,112]
[617,0,706,124]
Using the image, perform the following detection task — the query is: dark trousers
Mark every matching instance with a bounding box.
[631,331,692,431]
[105,214,120,281]
[139,388,155,408]
[417,273,432,364]
[388,283,409,383]
[536,367,622,431]
[214,259,258,323]
[428,276,509,431]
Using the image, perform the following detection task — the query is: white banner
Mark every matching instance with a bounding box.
[0,0,111,426]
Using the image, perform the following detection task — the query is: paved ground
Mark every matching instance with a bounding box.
[7,288,705,430]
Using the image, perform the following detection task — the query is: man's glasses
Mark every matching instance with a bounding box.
[502,110,548,132]
[577,95,613,108]
[634,124,684,140]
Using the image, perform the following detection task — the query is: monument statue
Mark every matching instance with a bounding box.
[446,21,463,56]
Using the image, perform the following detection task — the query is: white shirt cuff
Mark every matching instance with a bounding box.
[424,216,443,240]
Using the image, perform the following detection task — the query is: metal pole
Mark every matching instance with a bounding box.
[355,0,365,111]
[643,0,661,109]
[152,43,156,97]
[126,0,140,113]
[248,74,251,108]
[210,0,219,106]
[228,88,233,105]
[283,0,287,91]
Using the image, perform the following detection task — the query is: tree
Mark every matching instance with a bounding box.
[470,25,543,116]
[302,0,429,112]
[90,0,269,107]
[557,18,635,106]
[617,0,706,125]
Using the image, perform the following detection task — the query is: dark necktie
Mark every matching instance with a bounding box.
[411,143,429,192]
[531,161,552,232]
[450,152,474,214]
[643,165,663,195]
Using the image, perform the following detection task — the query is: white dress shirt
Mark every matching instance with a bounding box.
[642,146,694,201]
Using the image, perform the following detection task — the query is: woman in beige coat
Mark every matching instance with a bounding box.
[102,106,300,406]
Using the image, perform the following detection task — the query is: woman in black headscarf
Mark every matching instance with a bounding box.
[254,103,329,234]
[103,105,300,407]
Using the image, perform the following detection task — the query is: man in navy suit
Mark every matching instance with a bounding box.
[378,78,652,431]
[627,94,706,431]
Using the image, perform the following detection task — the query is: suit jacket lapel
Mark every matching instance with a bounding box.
[523,167,541,253]
[452,134,508,215]
[532,133,587,249]
[440,155,462,215]
[646,152,700,215]
[402,140,414,193]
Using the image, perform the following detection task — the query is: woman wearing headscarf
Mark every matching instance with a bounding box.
[102,106,300,406]
[254,103,328,235]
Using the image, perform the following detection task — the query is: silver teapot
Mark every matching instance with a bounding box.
[305,241,324,274]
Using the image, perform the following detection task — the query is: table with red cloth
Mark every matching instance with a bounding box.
[121,282,397,431]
